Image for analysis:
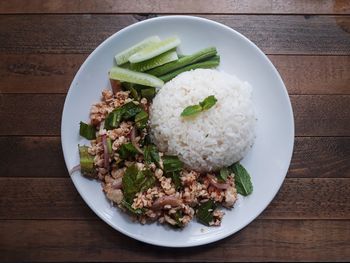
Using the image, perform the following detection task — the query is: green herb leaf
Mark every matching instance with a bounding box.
[196,199,216,226]
[199,95,217,110]
[122,165,156,203]
[78,145,95,177]
[170,171,182,190]
[229,162,253,196]
[143,144,160,165]
[121,199,144,215]
[135,110,148,130]
[162,155,183,173]
[180,95,217,117]
[79,122,96,140]
[218,167,229,182]
[172,210,184,228]
[118,142,138,159]
[180,105,202,117]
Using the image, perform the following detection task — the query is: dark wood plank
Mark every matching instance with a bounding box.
[1,54,349,94]
[0,178,349,220]
[0,0,349,14]
[0,136,348,179]
[292,95,350,136]
[0,219,349,262]
[1,94,349,136]
[0,15,349,55]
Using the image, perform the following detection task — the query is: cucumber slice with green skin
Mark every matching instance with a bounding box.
[128,36,181,63]
[115,36,161,65]
[130,50,178,72]
[109,67,164,89]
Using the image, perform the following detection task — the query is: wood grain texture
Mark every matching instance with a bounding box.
[0,137,348,179]
[0,219,349,262]
[0,15,349,55]
[0,178,349,220]
[1,54,349,94]
[1,94,349,136]
[0,0,349,14]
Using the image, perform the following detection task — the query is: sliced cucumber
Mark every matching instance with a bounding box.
[115,36,160,65]
[128,36,181,63]
[109,67,164,89]
[130,50,178,72]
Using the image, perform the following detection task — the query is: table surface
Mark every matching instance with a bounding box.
[0,1,349,262]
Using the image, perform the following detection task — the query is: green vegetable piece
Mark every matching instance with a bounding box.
[218,167,229,182]
[109,67,164,88]
[135,110,148,129]
[162,155,183,173]
[147,47,217,76]
[79,122,96,140]
[121,102,142,120]
[115,36,161,65]
[181,95,217,117]
[229,162,253,196]
[159,56,220,82]
[129,50,178,72]
[170,171,182,190]
[104,108,123,130]
[180,105,202,117]
[122,165,156,203]
[78,145,95,177]
[118,143,139,159]
[141,87,156,100]
[129,36,181,63]
[143,144,160,165]
[199,95,217,110]
[196,199,216,226]
[106,138,112,155]
[121,200,144,215]
[172,210,184,228]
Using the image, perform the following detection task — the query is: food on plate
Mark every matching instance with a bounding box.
[73,35,255,228]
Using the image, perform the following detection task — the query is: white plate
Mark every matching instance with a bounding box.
[61,16,294,247]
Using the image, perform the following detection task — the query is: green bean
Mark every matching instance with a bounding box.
[146,47,217,76]
[159,56,220,82]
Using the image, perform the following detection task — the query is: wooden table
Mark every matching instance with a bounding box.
[0,1,349,262]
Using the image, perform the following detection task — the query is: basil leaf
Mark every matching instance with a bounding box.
[118,142,138,159]
[172,210,184,228]
[79,122,96,140]
[180,105,202,117]
[163,155,183,173]
[143,144,160,165]
[121,199,144,215]
[171,171,182,190]
[199,95,217,110]
[229,162,253,196]
[180,95,217,117]
[78,145,95,177]
[196,199,216,226]
[122,165,156,203]
[218,167,229,182]
[135,110,148,130]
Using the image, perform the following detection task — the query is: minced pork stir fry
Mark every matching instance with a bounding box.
[75,86,252,228]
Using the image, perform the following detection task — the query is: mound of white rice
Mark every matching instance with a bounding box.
[150,69,256,172]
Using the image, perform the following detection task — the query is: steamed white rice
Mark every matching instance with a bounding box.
[150,69,256,172]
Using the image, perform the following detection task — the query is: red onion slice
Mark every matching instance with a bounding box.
[207,174,230,190]
[69,164,81,175]
[130,127,144,154]
[102,134,110,170]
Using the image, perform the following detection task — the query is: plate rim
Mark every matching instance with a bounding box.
[61,15,295,247]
